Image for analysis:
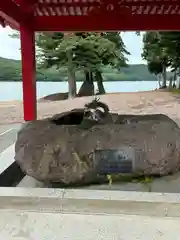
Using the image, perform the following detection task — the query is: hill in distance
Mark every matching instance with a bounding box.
[0,57,157,82]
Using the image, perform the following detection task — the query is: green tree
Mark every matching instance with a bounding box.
[157,32,180,88]
[37,33,78,98]
[142,31,180,88]
[159,32,180,88]
[95,32,129,94]
[76,32,129,96]
[10,31,129,96]
[147,60,163,88]
[36,32,129,97]
[142,31,171,88]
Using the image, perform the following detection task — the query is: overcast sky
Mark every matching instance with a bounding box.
[0,27,145,64]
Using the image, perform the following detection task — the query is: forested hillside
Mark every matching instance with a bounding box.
[0,57,156,82]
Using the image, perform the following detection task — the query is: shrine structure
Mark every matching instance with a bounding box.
[0,0,180,121]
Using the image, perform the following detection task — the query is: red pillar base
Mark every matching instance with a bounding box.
[20,25,37,121]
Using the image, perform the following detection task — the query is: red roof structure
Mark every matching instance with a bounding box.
[1,0,180,31]
[0,0,180,120]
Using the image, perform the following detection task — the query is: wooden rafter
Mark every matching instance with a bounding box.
[35,1,180,8]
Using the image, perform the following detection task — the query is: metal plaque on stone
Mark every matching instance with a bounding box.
[94,147,135,174]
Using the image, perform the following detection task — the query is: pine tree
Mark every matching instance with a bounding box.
[10,31,129,97]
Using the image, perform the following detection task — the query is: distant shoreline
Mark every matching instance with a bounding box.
[0,58,158,82]
[0,81,159,101]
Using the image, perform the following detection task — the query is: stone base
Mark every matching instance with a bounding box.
[16,171,180,194]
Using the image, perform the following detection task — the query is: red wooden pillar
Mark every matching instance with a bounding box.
[20,25,37,121]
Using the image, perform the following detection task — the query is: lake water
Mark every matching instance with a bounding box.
[0,81,159,101]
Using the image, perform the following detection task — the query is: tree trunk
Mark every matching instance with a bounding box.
[90,72,93,83]
[95,71,106,95]
[176,75,180,89]
[161,65,167,89]
[78,71,94,97]
[67,49,76,98]
[157,74,161,88]
[168,76,173,88]
[173,71,177,88]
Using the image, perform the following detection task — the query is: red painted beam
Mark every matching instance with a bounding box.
[20,26,37,121]
[34,15,180,31]
[14,0,37,13]
[0,11,20,29]
[0,0,32,25]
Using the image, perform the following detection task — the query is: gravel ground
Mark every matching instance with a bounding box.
[0,91,180,124]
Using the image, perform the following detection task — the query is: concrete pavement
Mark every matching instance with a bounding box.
[0,188,180,239]
[0,123,21,153]
[0,144,15,175]
[0,124,24,187]
[0,211,179,239]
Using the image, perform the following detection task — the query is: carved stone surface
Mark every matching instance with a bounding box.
[14,109,180,185]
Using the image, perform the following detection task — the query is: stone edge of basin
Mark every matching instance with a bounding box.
[0,187,180,217]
